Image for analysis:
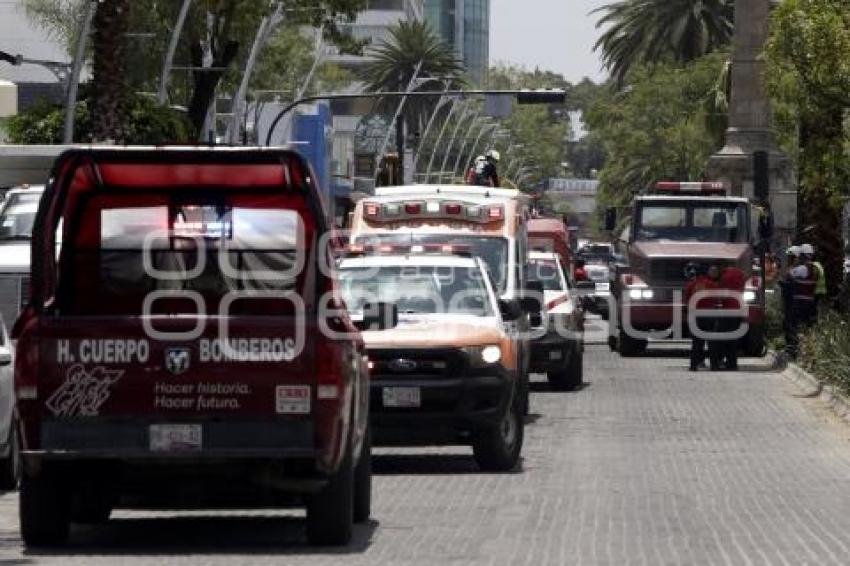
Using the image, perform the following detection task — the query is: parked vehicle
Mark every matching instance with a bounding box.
[575,242,615,317]
[349,184,537,414]
[0,185,44,330]
[0,316,18,490]
[607,182,766,357]
[337,245,524,471]
[528,217,573,276]
[14,148,380,547]
[526,251,584,390]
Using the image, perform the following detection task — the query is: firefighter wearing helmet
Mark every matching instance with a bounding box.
[466,149,501,187]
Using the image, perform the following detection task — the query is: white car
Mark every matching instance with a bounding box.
[526,251,584,390]
[0,317,18,489]
[0,186,44,329]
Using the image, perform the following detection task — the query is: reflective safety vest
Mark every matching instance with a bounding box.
[791,264,816,303]
[813,261,827,296]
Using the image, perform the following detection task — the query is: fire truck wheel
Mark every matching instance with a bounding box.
[353,425,372,523]
[20,464,71,547]
[473,388,524,472]
[618,328,647,357]
[306,442,354,546]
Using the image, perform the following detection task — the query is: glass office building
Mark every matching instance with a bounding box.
[425,0,489,84]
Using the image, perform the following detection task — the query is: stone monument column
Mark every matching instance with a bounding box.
[706,0,796,242]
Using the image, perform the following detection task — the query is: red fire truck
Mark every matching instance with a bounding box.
[608,182,766,357]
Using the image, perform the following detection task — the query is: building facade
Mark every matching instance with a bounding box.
[424,0,490,85]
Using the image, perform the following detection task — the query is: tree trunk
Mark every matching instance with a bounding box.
[91,0,131,143]
[187,40,239,137]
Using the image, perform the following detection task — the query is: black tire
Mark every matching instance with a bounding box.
[618,328,647,357]
[0,422,21,491]
[306,444,354,546]
[520,370,530,416]
[547,344,584,391]
[353,426,371,524]
[20,465,71,547]
[472,387,524,472]
[742,327,766,357]
[71,487,113,524]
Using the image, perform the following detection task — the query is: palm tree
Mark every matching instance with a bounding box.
[594,0,734,86]
[361,20,465,131]
[90,0,131,142]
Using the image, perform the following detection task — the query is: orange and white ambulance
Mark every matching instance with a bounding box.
[349,185,538,412]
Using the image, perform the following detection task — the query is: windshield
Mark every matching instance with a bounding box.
[338,265,495,317]
[59,192,312,316]
[0,192,41,241]
[635,202,749,243]
[355,234,510,292]
[527,259,565,291]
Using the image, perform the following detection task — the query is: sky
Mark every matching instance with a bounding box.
[490,0,610,84]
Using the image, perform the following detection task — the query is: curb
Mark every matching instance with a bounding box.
[768,351,850,424]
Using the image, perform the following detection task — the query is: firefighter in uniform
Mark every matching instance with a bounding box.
[718,265,747,370]
[784,245,818,359]
[685,262,716,371]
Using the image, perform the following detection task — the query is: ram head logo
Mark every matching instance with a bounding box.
[165,348,191,375]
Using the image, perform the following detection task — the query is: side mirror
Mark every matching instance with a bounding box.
[498,299,522,322]
[604,207,617,231]
[362,302,398,331]
[0,348,10,367]
[521,280,544,321]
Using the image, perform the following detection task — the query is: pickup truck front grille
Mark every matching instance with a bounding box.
[368,348,468,379]
[0,275,26,328]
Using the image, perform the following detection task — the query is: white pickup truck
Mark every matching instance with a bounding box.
[0,186,44,329]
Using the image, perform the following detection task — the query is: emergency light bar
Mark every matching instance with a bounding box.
[363,200,504,224]
[654,182,728,195]
[343,243,473,257]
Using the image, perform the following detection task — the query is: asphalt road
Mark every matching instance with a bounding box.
[2,319,850,565]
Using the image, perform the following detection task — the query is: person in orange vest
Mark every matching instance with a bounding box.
[716,265,747,370]
[685,262,718,371]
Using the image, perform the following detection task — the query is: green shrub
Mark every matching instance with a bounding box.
[6,94,193,144]
[799,310,850,394]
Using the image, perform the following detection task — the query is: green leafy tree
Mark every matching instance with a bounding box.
[765,0,850,295]
[594,0,733,87]
[584,52,727,223]
[24,0,365,136]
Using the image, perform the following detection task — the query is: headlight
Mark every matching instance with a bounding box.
[481,345,502,364]
[463,345,502,366]
[743,290,757,302]
[628,288,654,300]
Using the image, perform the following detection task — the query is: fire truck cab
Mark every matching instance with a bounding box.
[610,182,765,357]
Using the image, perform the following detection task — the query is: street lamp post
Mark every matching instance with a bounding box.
[373,61,425,182]
[64,0,97,143]
[411,84,454,172]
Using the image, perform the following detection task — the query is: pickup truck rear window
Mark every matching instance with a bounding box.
[57,192,314,316]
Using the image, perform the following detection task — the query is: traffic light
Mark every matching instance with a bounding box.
[753,150,769,202]
[0,50,22,66]
[516,89,566,105]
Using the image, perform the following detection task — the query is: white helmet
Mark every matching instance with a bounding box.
[800,243,814,256]
[485,149,500,162]
[786,245,801,257]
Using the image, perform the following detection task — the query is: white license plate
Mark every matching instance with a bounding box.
[595,282,610,292]
[383,387,421,408]
[149,424,202,452]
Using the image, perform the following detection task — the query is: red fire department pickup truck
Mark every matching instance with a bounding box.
[13,148,383,547]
